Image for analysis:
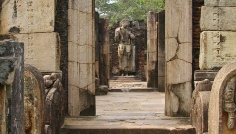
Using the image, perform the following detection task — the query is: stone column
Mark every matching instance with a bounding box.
[68,0,95,116]
[165,0,192,117]
[0,40,24,134]
[147,11,158,88]
[158,10,165,92]
[99,18,110,86]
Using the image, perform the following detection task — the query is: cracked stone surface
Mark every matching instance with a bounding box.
[68,0,95,116]
[165,0,192,117]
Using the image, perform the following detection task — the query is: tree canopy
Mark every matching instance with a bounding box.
[95,0,165,25]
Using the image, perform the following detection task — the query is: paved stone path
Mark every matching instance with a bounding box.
[63,92,192,129]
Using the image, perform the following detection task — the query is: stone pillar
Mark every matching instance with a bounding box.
[95,12,100,79]
[165,0,192,117]
[99,18,110,86]
[68,0,95,116]
[0,40,24,134]
[158,10,165,92]
[147,11,158,88]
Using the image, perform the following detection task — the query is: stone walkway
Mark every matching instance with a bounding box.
[62,79,195,133]
[63,92,193,129]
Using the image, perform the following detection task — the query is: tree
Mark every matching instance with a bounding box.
[95,0,165,25]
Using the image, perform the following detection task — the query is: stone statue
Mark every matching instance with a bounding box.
[115,19,136,75]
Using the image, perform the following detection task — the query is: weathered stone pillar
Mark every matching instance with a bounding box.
[147,11,158,88]
[95,12,100,79]
[68,0,95,116]
[158,10,165,92]
[0,40,24,134]
[165,0,192,117]
[99,18,110,86]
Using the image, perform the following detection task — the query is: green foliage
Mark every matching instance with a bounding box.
[95,0,165,25]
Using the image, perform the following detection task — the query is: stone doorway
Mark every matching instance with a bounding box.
[67,0,194,119]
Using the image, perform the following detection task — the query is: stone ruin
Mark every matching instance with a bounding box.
[0,40,24,134]
[208,62,236,134]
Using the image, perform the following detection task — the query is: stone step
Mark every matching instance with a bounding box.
[110,76,141,81]
[61,117,196,134]
[109,88,157,92]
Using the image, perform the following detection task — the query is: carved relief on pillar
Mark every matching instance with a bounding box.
[223,78,236,129]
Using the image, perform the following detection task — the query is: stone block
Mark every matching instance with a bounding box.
[201,6,236,31]
[79,64,93,89]
[166,59,192,84]
[199,31,236,70]
[165,0,192,43]
[13,33,60,72]
[1,0,55,34]
[78,0,93,13]
[191,79,212,131]
[204,0,236,6]
[191,91,210,134]
[68,86,80,116]
[194,70,218,81]
[166,82,192,117]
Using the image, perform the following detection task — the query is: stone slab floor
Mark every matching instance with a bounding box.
[62,92,193,130]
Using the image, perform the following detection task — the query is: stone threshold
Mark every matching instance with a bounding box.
[109,88,157,92]
[61,116,195,134]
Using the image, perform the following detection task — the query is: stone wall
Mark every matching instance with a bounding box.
[165,0,193,117]
[0,0,61,72]
[68,0,95,116]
